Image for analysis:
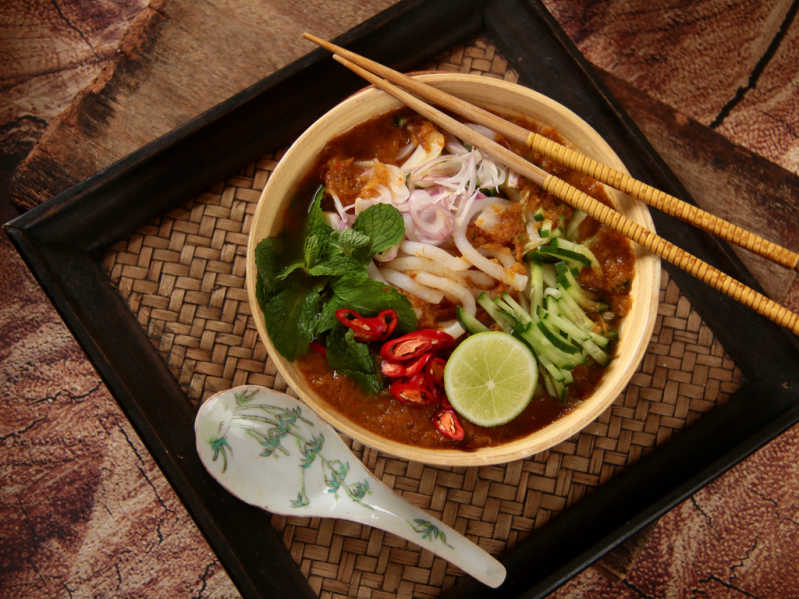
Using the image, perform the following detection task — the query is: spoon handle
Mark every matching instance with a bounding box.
[194,386,506,588]
[361,476,506,588]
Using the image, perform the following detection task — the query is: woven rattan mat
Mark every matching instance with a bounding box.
[102,38,742,599]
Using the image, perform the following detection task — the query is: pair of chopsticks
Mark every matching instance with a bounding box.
[303,33,799,337]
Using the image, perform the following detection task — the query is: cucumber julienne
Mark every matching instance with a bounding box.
[470,229,615,400]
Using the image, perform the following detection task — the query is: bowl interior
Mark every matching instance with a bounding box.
[246,73,660,466]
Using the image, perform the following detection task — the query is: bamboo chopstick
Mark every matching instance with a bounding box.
[303,32,799,275]
[312,48,799,336]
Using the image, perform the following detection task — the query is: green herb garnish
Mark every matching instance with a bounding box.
[254,185,415,392]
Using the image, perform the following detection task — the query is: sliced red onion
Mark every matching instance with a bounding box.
[444,134,469,155]
[402,213,417,240]
[465,122,498,140]
[409,150,479,201]
[409,190,454,244]
[329,190,355,226]
[476,157,507,191]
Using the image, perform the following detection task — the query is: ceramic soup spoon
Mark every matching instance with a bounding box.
[195,385,506,588]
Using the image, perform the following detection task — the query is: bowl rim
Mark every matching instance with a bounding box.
[245,72,661,466]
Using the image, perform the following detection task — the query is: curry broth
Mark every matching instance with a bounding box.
[282,109,633,450]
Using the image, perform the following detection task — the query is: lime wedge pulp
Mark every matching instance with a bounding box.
[443,331,538,427]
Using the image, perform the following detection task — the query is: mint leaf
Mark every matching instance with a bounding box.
[340,369,383,395]
[353,203,405,255]
[262,277,322,361]
[329,270,417,332]
[325,326,382,394]
[329,228,372,263]
[315,295,348,336]
[255,238,281,299]
[303,233,327,270]
[305,185,332,238]
[308,254,363,278]
[276,259,304,280]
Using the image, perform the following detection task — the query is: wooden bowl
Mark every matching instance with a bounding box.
[246,73,660,466]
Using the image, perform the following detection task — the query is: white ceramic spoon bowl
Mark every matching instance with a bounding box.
[195,385,506,588]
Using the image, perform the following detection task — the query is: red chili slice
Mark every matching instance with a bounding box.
[380,329,454,362]
[310,340,326,357]
[335,308,397,342]
[389,380,438,406]
[426,357,446,386]
[408,370,445,404]
[381,352,432,378]
[433,408,465,441]
[380,360,407,378]
[377,309,398,339]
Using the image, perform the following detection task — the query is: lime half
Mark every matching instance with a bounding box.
[444,331,538,427]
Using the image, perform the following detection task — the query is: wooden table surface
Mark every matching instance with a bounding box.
[2,1,798,597]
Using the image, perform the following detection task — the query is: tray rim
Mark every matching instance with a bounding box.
[6,0,799,597]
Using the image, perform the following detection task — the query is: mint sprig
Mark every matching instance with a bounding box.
[255,185,415,393]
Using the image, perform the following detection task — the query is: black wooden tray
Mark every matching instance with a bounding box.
[7,1,799,597]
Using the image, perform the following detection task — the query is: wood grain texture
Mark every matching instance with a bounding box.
[8,0,399,209]
[2,1,799,598]
[554,422,799,598]
[0,235,238,598]
[596,68,799,305]
[0,0,148,162]
[541,0,799,174]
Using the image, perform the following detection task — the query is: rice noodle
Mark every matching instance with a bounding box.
[400,240,470,271]
[415,272,476,317]
[453,198,528,291]
[380,268,444,304]
[386,256,496,295]
[386,256,462,281]
[478,244,516,268]
[439,319,466,340]
[396,142,414,161]
[374,244,400,262]
[367,260,387,283]
[463,269,497,288]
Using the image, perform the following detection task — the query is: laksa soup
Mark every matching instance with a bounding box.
[253,106,636,452]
